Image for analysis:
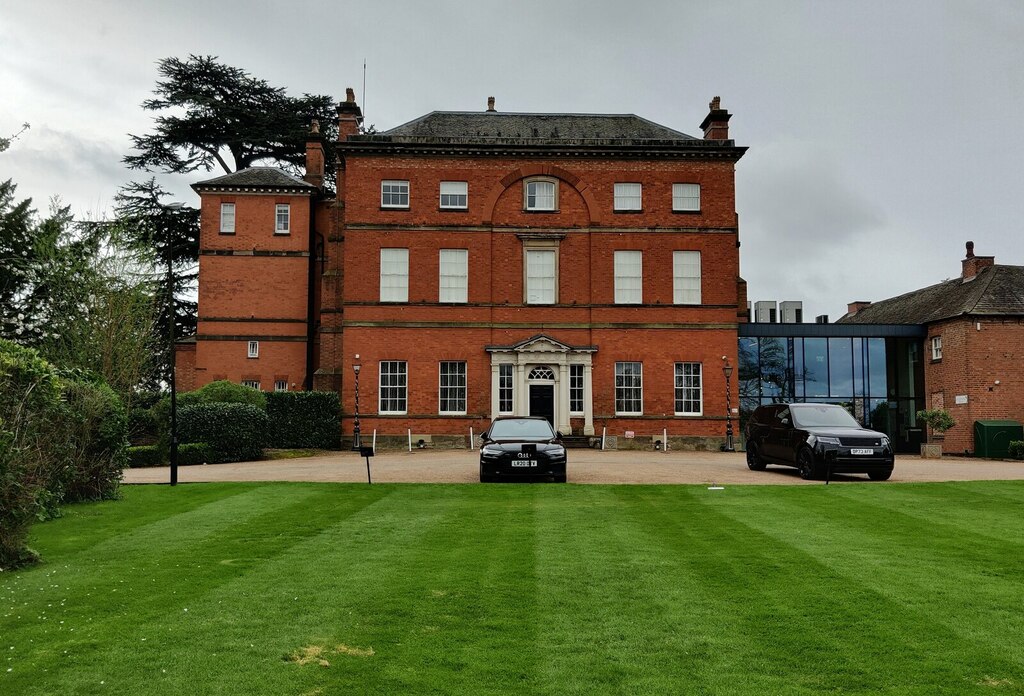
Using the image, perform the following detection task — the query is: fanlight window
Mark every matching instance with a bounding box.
[528,366,555,380]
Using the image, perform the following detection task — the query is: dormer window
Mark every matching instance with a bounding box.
[524,178,557,211]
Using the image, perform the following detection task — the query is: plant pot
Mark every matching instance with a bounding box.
[921,443,943,459]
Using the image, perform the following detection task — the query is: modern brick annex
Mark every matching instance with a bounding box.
[181,92,748,445]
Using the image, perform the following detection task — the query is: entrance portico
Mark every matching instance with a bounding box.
[486,334,596,435]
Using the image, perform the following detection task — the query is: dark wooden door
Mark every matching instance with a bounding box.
[529,385,554,426]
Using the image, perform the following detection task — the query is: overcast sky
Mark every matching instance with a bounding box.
[2,0,1022,320]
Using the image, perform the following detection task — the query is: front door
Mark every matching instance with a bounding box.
[529,384,554,426]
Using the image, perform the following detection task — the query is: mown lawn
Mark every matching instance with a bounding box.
[3,481,1024,695]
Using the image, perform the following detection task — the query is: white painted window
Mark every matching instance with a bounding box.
[614,251,643,304]
[247,341,259,358]
[524,179,556,211]
[380,248,409,302]
[379,361,408,414]
[615,362,643,415]
[526,249,556,304]
[274,380,289,392]
[220,203,235,233]
[439,361,467,414]
[674,363,703,415]
[439,181,468,209]
[499,364,513,414]
[931,336,943,360]
[439,249,468,303]
[672,183,700,211]
[275,204,290,234]
[614,183,642,211]
[241,380,261,390]
[673,251,702,305]
[570,364,584,414]
[381,180,409,208]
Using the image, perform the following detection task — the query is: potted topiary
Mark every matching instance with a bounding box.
[916,408,955,459]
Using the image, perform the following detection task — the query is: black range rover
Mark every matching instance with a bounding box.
[479,417,567,483]
[744,403,894,481]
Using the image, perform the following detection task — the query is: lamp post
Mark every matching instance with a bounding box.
[722,359,735,452]
[163,202,184,485]
[351,361,362,451]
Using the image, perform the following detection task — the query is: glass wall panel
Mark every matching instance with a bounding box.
[828,338,854,398]
[803,338,828,397]
[852,338,864,397]
[758,337,788,400]
[793,338,804,398]
[867,338,886,397]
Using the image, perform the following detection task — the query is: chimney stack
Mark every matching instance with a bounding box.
[304,119,324,188]
[961,240,995,281]
[700,95,732,140]
[336,87,363,140]
[487,96,496,112]
[847,301,872,317]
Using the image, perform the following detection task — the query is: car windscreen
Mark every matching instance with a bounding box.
[790,405,861,429]
[488,419,554,439]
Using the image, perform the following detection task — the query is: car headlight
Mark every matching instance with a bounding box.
[547,446,566,457]
[481,445,503,459]
[809,435,841,447]
[881,436,891,448]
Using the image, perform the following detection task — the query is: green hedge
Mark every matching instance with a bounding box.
[266,391,341,449]
[177,402,268,464]
[57,373,128,503]
[128,445,162,468]
[178,442,213,466]
[1009,441,1024,460]
[178,380,266,410]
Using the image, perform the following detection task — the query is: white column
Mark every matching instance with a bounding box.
[557,363,571,434]
[583,363,595,435]
[490,363,500,421]
[516,363,527,416]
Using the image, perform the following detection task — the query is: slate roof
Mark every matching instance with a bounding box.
[838,265,1024,325]
[192,167,316,191]
[372,111,700,144]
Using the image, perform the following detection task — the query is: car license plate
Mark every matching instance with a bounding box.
[511,460,537,467]
[850,448,874,455]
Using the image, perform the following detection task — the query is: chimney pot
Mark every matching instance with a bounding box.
[310,119,320,134]
[487,96,496,112]
[345,87,356,103]
[700,95,732,140]
[965,240,975,258]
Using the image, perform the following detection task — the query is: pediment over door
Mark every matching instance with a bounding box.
[485,333,597,355]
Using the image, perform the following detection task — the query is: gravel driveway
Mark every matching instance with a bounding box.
[123,449,1024,485]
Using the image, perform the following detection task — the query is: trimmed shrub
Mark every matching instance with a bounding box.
[177,403,268,464]
[183,380,266,410]
[57,374,128,503]
[0,340,63,568]
[1009,441,1024,461]
[128,445,162,468]
[266,391,341,449]
[178,442,213,466]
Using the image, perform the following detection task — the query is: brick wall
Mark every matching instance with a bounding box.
[924,317,1024,453]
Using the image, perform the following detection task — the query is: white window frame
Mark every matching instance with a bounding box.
[439,249,468,303]
[523,178,557,211]
[380,248,409,302]
[569,364,584,415]
[275,204,290,234]
[381,180,410,208]
[379,361,408,414]
[674,362,703,416]
[242,380,261,390]
[247,341,259,358]
[614,183,642,211]
[931,336,943,360]
[498,364,514,414]
[615,362,643,415]
[439,181,468,210]
[220,203,236,234]
[525,248,557,304]
[672,183,700,212]
[673,251,702,305]
[614,250,643,304]
[274,380,288,392]
[438,361,467,415]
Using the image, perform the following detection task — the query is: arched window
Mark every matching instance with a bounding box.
[528,366,555,381]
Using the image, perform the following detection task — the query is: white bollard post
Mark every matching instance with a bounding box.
[408,429,412,452]
[470,427,475,450]
[663,428,668,453]
[601,426,607,451]
[372,429,377,454]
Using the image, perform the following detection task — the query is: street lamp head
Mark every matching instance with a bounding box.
[353,363,361,374]
[723,365,733,378]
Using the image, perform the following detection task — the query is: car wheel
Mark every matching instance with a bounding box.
[869,469,893,481]
[746,443,766,471]
[797,448,818,480]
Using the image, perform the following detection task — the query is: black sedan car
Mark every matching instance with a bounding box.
[744,403,894,480]
[479,417,567,483]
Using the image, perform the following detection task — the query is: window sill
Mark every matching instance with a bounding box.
[930,358,942,364]
[219,231,236,235]
[439,412,468,416]
[615,413,644,417]
[523,209,559,214]
[613,209,643,214]
[438,207,468,212]
[274,231,291,236]
[380,206,410,211]
[674,413,703,417]
[671,209,701,214]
